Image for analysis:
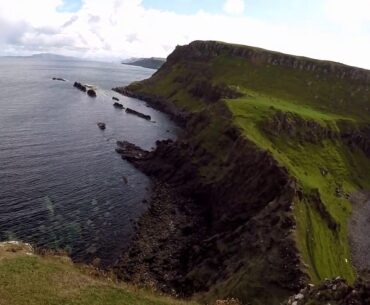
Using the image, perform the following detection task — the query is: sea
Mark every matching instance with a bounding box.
[0,57,179,265]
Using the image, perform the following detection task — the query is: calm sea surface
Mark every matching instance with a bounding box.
[0,58,179,265]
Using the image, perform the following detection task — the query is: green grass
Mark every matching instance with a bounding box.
[0,245,198,305]
[226,90,370,283]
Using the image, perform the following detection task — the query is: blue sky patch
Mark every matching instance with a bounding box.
[57,0,83,13]
[142,0,224,14]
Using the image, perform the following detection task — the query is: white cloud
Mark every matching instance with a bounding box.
[223,0,245,15]
[325,0,370,25]
[0,0,369,69]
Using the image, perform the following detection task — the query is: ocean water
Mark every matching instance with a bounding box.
[0,58,179,265]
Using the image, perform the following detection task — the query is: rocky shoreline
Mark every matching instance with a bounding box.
[113,89,306,303]
[112,87,189,127]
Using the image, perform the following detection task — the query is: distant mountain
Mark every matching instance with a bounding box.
[0,53,81,61]
[30,53,80,61]
[122,57,166,69]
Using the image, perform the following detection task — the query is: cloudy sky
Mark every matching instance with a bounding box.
[0,0,370,68]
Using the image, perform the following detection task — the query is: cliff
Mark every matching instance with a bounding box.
[113,41,370,305]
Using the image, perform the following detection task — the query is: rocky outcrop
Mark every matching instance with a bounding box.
[115,124,306,302]
[125,108,151,121]
[285,276,370,305]
[264,110,337,143]
[87,89,97,97]
[112,87,189,126]
[188,81,242,102]
[113,102,124,109]
[341,126,370,157]
[115,141,150,161]
[73,82,87,92]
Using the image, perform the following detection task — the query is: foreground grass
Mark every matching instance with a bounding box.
[0,243,198,305]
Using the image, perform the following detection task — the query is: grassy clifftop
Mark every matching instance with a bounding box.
[118,41,370,303]
[0,241,198,305]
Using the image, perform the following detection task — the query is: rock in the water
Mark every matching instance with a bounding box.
[125,108,151,121]
[52,77,66,81]
[114,102,124,109]
[97,122,106,130]
[73,82,87,92]
[115,141,150,161]
[112,97,119,101]
[87,89,97,97]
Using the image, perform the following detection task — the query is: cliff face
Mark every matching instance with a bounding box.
[115,125,305,304]
[167,41,370,83]
[114,41,370,305]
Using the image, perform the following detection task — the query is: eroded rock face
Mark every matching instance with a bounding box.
[341,126,370,157]
[264,110,336,143]
[188,80,243,102]
[114,125,306,302]
[285,277,370,305]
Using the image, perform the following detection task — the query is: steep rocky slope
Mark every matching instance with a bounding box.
[113,41,370,305]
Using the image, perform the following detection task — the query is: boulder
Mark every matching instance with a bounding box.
[112,97,120,101]
[73,82,87,92]
[113,102,124,109]
[97,122,106,130]
[87,89,97,97]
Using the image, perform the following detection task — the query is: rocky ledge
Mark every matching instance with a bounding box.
[112,87,189,126]
[285,276,370,305]
[114,133,306,303]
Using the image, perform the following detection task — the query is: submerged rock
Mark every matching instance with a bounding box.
[125,108,151,120]
[112,97,120,101]
[97,122,106,130]
[52,77,66,81]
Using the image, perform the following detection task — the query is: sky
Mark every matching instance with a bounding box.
[0,0,370,68]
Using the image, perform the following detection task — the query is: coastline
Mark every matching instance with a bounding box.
[112,88,306,304]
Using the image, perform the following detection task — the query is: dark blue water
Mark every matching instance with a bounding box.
[0,58,179,265]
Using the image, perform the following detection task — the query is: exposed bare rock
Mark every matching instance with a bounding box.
[73,81,87,92]
[125,108,151,121]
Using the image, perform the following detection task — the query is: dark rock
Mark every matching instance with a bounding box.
[87,89,97,97]
[125,108,151,120]
[113,102,124,109]
[73,82,87,92]
[115,141,150,161]
[112,97,119,101]
[52,77,66,81]
[112,88,188,127]
[284,276,370,305]
[97,122,106,130]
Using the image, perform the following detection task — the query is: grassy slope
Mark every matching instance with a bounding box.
[0,243,198,305]
[126,43,370,288]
